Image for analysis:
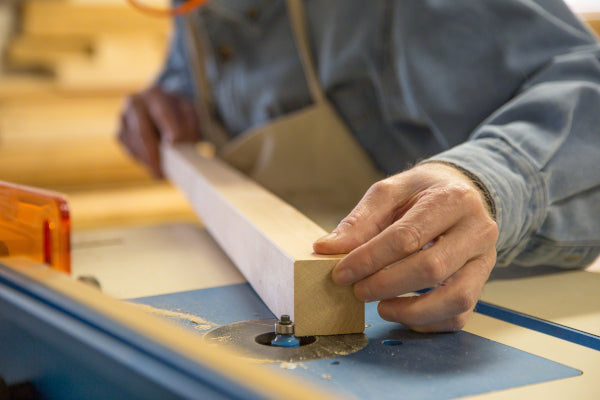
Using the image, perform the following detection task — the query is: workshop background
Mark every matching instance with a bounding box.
[0,0,196,232]
[0,0,598,268]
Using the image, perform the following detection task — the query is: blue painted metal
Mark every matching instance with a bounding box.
[135,284,582,400]
[415,288,600,352]
[0,263,272,400]
[270,334,300,347]
[474,300,600,351]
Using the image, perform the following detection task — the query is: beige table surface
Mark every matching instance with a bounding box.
[70,221,600,399]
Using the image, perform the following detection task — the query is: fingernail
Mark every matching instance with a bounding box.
[332,266,354,285]
[316,231,338,243]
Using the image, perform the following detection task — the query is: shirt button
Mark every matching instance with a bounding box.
[245,7,258,20]
[218,44,234,61]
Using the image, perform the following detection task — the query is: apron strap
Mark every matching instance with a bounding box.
[184,0,327,145]
[285,0,327,105]
[183,12,229,148]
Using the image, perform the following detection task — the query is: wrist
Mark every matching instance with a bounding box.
[419,161,497,220]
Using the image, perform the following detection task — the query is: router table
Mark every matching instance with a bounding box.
[2,220,597,399]
[1,146,600,399]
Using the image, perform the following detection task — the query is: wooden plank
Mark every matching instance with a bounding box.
[161,143,364,336]
[0,257,338,400]
[22,1,169,37]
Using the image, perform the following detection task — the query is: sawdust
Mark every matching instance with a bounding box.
[280,362,297,370]
[131,303,215,331]
[321,374,332,380]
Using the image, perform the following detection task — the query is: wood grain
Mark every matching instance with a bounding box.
[161,143,364,336]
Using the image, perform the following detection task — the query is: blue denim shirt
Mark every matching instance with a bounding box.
[158,0,600,268]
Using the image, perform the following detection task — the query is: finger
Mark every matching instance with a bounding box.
[124,95,163,178]
[332,184,475,286]
[403,310,473,333]
[314,179,409,254]
[174,95,202,142]
[377,251,496,330]
[353,217,497,301]
[145,87,191,144]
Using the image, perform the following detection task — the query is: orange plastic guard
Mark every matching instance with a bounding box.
[0,181,71,274]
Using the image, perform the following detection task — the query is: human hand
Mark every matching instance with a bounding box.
[314,162,498,332]
[117,86,201,178]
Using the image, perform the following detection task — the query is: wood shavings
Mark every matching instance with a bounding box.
[280,362,297,370]
[130,303,215,331]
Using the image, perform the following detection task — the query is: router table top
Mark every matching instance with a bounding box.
[68,222,600,399]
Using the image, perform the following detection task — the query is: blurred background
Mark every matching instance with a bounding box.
[0,0,598,233]
[0,0,196,230]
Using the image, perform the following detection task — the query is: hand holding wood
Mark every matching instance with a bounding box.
[314,162,498,332]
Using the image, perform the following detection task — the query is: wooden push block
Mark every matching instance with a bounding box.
[161,143,364,336]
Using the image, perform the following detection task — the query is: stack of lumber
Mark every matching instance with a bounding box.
[6,0,169,91]
[0,91,150,189]
[0,0,197,229]
[0,0,170,191]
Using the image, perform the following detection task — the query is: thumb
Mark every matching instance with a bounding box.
[313,180,398,254]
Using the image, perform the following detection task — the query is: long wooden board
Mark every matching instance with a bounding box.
[161,143,363,336]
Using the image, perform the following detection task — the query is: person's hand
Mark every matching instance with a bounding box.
[118,86,201,178]
[314,162,498,332]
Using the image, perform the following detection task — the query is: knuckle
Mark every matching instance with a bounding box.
[481,219,499,243]
[127,93,143,109]
[368,179,394,198]
[438,182,478,205]
[390,224,422,255]
[337,213,361,231]
[420,250,448,283]
[449,182,477,207]
[449,288,478,314]
[460,184,481,204]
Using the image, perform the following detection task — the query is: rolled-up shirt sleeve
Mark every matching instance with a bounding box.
[423,7,600,267]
